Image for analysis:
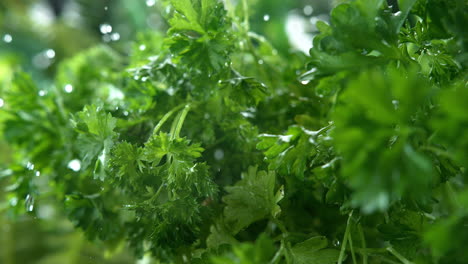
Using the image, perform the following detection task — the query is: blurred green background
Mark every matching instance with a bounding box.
[0,0,334,263]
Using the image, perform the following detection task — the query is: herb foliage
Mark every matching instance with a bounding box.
[1,0,467,263]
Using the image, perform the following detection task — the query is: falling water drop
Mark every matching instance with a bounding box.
[99,23,113,34]
[25,194,34,212]
[111,32,120,41]
[67,159,81,171]
[64,84,73,93]
[45,49,55,59]
[26,162,35,170]
[3,34,12,43]
[214,149,224,160]
[303,5,313,16]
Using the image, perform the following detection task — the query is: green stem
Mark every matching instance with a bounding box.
[270,240,285,264]
[348,230,358,264]
[150,104,185,138]
[272,218,288,236]
[338,210,354,264]
[386,246,414,264]
[173,104,191,139]
[358,223,368,264]
[242,0,249,30]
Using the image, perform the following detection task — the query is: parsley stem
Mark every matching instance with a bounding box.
[269,240,285,264]
[348,229,357,264]
[338,210,353,264]
[173,104,191,139]
[358,223,368,264]
[151,104,185,138]
[386,246,414,264]
[242,0,249,30]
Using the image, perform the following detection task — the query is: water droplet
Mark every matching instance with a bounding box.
[38,90,46,96]
[104,6,108,11]
[392,100,399,109]
[214,149,224,160]
[110,32,120,41]
[67,159,81,171]
[263,14,270,21]
[102,34,111,42]
[45,49,55,59]
[35,171,41,177]
[167,87,176,96]
[301,80,310,85]
[139,45,146,51]
[25,194,34,212]
[64,84,73,93]
[32,52,53,69]
[258,59,264,65]
[123,111,129,116]
[146,0,156,7]
[0,98,4,108]
[3,34,12,43]
[303,5,313,16]
[99,23,113,34]
[241,111,254,118]
[26,162,35,170]
[10,197,18,206]
[333,239,340,247]
[279,135,292,143]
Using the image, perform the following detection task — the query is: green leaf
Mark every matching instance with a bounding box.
[290,236,340,264]
[223,167,282,233]
[72,105,118,179]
